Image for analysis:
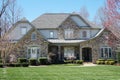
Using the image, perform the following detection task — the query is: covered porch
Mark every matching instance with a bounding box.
[48,39,93,62]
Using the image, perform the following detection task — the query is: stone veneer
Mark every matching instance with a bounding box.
[80,29,119,63]
[8,28,48,62]
[58,17,80,39]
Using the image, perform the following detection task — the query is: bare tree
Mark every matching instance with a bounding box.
[5,0,22,26]
[0,0,22,64]
[0,0,10,18]
[79,6,89,19]
[0,0,22,35]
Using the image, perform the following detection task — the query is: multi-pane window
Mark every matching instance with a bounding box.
[65,29,74,39]
[82,31,87,38]
[100,47,112,58]
[21,27,27,35]
[64,47,74,58]
[49,31,54,38]
[31,33,36,40]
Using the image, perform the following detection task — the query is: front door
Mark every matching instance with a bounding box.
[64,47,75,58]
[82,47,92,62]
[28,47,40,59]
[31,47,38,58]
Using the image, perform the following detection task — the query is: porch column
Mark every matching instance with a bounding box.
[80,46,82,60]
[58,45,61,61]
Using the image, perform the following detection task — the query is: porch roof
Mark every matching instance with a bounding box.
[48,39,86,43]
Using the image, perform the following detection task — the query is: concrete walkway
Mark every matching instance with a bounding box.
[83,63,97,67]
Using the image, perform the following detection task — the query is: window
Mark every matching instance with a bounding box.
[65,29,73,39]
[100,47,112,58]
[49,31,54,38]
[31,33,36,40]
[27,47,40,59]
[64,47,74,58]
[82,31,87,38]
[21,27,27,35]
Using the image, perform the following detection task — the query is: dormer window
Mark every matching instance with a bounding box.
[82,31,87,38]
[65,29,74,39]
[31,32,36,40]
[49,31,54,38]
[21,27,27,35]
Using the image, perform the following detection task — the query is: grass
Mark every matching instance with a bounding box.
[0,65,120,80]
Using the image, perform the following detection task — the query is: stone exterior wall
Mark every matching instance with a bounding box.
[58,17,80,39]
[8,28,48,62]
[80,29,119,63]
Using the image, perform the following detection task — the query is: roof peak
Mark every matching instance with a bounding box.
[43,13,79,15]
[20,17,28,21]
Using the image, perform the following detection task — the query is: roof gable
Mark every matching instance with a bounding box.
[32,13,70,29]
[32,13,101,29]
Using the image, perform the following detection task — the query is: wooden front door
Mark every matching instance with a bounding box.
[82,47,92,62]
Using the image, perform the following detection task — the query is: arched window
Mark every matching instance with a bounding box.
[82,31,87,37]
[31,32,36,40]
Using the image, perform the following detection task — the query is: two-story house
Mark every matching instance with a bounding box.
[2,13,119,63]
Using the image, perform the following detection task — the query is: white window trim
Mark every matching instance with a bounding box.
[64,29,74,39]
[100,47,112,58]
[49,31,54,38]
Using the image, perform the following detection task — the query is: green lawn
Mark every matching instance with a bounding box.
[0,65,120,80]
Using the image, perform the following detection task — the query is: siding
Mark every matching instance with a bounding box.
[39,29,58,39]
[7,23,32,40]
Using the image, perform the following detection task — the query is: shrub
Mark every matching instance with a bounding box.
[29,59,37,66]
[18,58,28,63]
[109,61,115,65]
[96,60,100,64]
[96,59,105,64]
[76,60,83,64]
[8,63,21,67]
[21,63,29,67]
[48,53,57,64]
[107,59,114,61]
[39,57,48,65]
[0,63,3,68]
[64,60,74,64]
[0,59,2,63]
[105,61,109,65]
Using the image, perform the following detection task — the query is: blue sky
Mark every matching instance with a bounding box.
[17,0,105,22]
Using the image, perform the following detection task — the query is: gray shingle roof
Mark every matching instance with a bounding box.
[32,13,102,29]
[32,13,70,29]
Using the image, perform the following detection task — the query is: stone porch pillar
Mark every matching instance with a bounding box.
[58,45,61,61]
[80,46,82,60]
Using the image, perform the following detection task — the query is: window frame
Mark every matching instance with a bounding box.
[21,27,27,35]
[31,32,37,40]
[49,31,54,38]
[100,47,112,58]
[64,29,74,39]
[82,30,87,38]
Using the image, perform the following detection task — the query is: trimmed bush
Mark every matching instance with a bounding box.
[29,59,37,66]
[8,63,21,67]
[96,60,100,64]
[64,60,74,64]
[0,63,3,68]
[96,59,105,64]
[76,60,83,64]
[109,61,115,65]
[39,57,48,65]
[21,63,29,67]
[105,61,109,65]
[18,58,28,63]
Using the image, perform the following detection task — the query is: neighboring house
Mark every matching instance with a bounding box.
[1,13,120,63]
